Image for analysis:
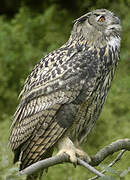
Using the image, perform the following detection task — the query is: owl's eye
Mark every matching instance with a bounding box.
[98,16,105,22]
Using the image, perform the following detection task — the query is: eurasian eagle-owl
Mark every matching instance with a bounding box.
[9,9,121,179]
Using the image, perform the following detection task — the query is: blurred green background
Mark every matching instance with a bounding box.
[0,0,130,179]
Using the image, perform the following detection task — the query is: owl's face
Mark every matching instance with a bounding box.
[74,9,121,43]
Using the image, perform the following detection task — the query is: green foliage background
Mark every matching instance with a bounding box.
[0,0,130,179]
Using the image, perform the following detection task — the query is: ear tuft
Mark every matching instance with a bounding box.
[73,14,88,24]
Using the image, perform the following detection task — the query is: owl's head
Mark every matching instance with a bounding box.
[72,9,121,47]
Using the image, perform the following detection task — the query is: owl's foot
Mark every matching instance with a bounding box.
[56,136,77,166]
[76,148,91,163]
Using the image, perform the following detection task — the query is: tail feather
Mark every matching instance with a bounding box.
[22,148,53,180]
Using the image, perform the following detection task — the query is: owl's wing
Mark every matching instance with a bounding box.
[9,87,81,149]
[9,46,98,169]
[10,45,98,130]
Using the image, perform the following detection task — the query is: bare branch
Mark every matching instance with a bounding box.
[90,139,130,166]
[19,154,104,177]
[19,153,69,176]
[89,149,126,180]
[19,139,130,177]
[77,158,105,177]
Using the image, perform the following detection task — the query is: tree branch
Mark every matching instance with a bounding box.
[77,158,105,177]
[19,154,105,177]
[90,139,130,166]
[88,149,126,180]
[19,139,130,176]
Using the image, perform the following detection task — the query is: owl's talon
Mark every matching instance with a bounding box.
[76,148,91,163]
[57,136,77,166]
[57,149,77,165]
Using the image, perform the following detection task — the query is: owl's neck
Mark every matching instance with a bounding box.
[68,22,120,49]
[107,36,121,51]
[68,25,107,48]
[66,26,120,72]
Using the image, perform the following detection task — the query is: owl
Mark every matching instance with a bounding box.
[9,9,121,179]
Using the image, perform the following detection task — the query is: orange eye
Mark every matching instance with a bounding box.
[99,16,105,22]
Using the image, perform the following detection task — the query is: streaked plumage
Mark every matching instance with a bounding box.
[9,9,121,179]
